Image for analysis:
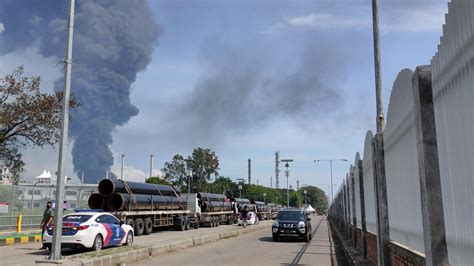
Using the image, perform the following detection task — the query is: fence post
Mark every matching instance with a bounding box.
[412,65,449,266]
[17,214,22,232]
[350,168,357,248]
[358,159,368,259]
[372,134,390,266]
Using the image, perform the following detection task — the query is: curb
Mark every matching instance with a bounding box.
[0,234,42,246]
[35,223,270,265]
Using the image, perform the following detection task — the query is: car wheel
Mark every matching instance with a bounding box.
[125,231,133,246]
[135,218,144,236]
[144,217,153,235]
[303,232,310,242]
[92,234,103,251]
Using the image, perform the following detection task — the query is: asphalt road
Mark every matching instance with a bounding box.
[137,215,339,266]
[0,220,273,265]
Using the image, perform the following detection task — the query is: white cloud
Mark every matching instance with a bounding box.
[0,23,4,33]
[285,13,369,30]
[262,4,447,34]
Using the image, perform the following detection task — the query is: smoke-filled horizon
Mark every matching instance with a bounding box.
[166,36,347,144]
[0,0,160,183]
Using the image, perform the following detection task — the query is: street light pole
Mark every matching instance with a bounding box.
[50,0,75,260]
[263,193,266,204]
[314,159,348,202]
[304,190,307,205]
[149,154,154,179]
[238,185,242,198]
[120,154,125,180]
[187,170,192,194]
[281,159,293,208]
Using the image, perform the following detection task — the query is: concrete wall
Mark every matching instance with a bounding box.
[431,1,474,263]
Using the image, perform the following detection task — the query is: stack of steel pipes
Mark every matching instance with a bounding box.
[197,192,232,212]
[88,179,183,211]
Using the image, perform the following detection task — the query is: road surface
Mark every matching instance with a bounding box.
[0,220,272,265]
[137,215,343,266]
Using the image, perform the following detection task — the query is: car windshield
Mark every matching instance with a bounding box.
[63,215,92,223]
[277,211,305,221]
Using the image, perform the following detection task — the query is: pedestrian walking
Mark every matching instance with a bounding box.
[241,205,249,228]
[39,201,54,250]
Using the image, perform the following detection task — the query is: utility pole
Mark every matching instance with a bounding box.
[248,159,251,185]
[281,159,293,207]
[297,180,300,190]
[275,152,280,189]
[149,154,154,179]
[120,154,125,180]
[314,159,348,202]
[270,176,272,188]
[50,0,75,260]
[372,0,390,264]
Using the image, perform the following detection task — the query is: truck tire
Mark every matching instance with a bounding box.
[184,218,190,230]
[144,217,153,235]
[216,217,220,227]
[194,218,200,229]
[135,218,144,236]
[126,218,135,235]
[175,217,185,231]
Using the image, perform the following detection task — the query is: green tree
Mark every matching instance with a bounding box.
[162,154,187,186]
[300,186,328,214]
[211,176,236,196]
[186,147,219,191]
[289,190,303,207]
[145,176,172,185]
[0,66,77,174]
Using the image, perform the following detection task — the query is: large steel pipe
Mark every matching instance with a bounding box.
[98,179,181,197]
[201,201,232,212]
[88,193,106,209]
[197,192,226,202]
[107,192,184,211]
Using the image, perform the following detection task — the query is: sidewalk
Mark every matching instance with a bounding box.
[0,229,41,246]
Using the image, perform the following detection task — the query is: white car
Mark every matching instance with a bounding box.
[43,212,134,251]
[238,211,259,226]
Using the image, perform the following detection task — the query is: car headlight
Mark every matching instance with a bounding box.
[298,221,305,228]
[272,220,279,227]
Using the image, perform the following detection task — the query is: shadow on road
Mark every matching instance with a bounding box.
[259,236,306,243]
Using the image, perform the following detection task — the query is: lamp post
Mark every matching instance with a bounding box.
[263,193,266,204]
[187,170,193,193]
[281,159,293,208]
[304,190,307,205]
[149,154,154,179]
[314,159,348,202]
[238,185,242,198]
[120,154,125,180]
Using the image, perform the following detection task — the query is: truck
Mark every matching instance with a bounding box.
[88,179,244,236]
[180,193,237,228]
[252,200,270,221]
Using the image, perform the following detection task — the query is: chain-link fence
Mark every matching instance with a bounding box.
[0,183,98,231]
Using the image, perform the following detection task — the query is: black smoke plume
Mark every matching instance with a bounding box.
[0,0,160,183]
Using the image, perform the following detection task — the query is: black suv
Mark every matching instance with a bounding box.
[272,208,312,242]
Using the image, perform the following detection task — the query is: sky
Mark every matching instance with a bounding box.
[0,0,449,197]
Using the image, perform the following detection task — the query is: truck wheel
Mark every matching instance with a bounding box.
[184,218,190,230]
[135,218,144,236]
[126,218,135,235]
[144,217,153,235]
[216,217,220,227]
[194,219,200,229]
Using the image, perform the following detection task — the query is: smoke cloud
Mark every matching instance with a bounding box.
[0,0,160,183]
[174,37,345,141]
